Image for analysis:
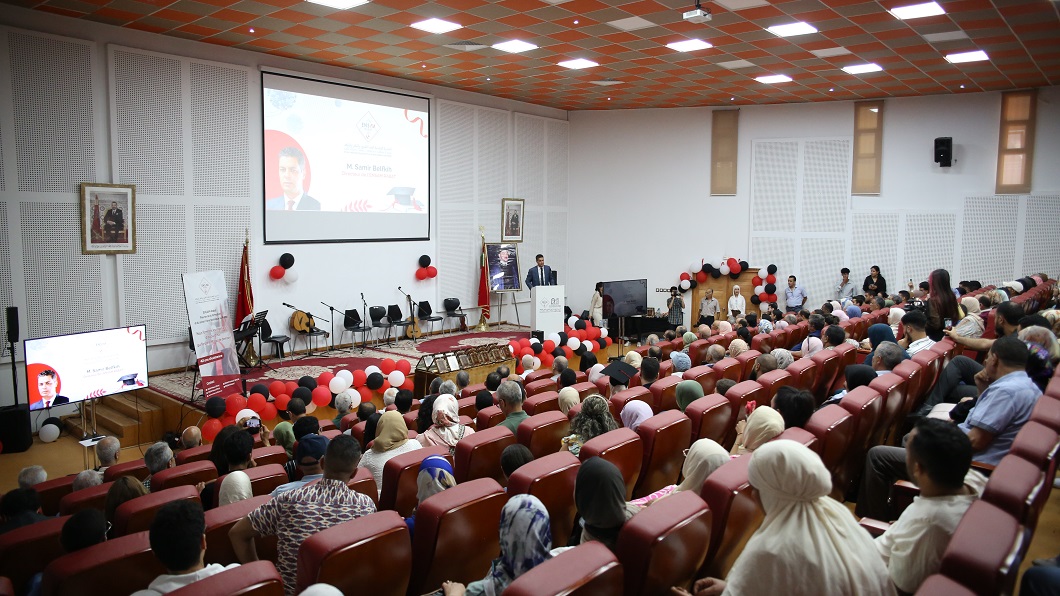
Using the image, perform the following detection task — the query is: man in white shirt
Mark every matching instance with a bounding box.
[835,268,856,305]
[899,310,936,356]
[519,354,536,379]
[874,418,978,594]
[132,500,238,595]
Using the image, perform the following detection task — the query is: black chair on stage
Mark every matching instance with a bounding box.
[259,319,290,361]
[342,309,369,352]
[442,298,468,334]
[369,306,393,346]
[418,301,443,335]
[388,304,414,344]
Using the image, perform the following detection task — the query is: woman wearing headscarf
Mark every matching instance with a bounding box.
[887,307,904,336]
[360,410,422,494]
[769,348,794,370]
[418,394,475,452]
[862,323,909,364]
[623,350,643,370]
[675,380,705,413]
[218,470,252,506]
[677,441,895,596]
[727,287,746,325]
[730,405,785,455]
[631,439,730,507]
[574,457,639,552]
[441,495,552,596]
[727,338,749,358]
[713,320,734,335]
[845,304,863,319]
[406,454,456,536]
[557,387,580,415]
[953,296,985,338]
[830,301,849,321]
[619,400,653,431]
[561,395,617,457]
[587,363,607,385]
[682,332,698,352]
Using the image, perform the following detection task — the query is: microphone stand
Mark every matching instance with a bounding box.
[360,293,370,351]
[320,301,341,354]
[398,286,416,346]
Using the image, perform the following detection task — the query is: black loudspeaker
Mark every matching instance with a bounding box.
[5,306,16,344]
[934,137,952,167]
[0,405,33,453]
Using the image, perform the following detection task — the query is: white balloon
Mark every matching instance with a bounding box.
[720,265,731,275]
[755,285,765,295]
[680,280,691,291]
[581,340,594,352]
[39,424,60,443]
[329,376,350,394]
[509,344,515,354]
[305,401,317,415]
[532,357,541,369]
[364,365,381,376]
[388,370,406,387]
[566,337,580,349]
[336,370,354,384]
[283,268,298,284]
[529,337,540,345]
[690,262,701,274]
[567,316,579,328]
[599,328,608,338]
[547,333,561,345]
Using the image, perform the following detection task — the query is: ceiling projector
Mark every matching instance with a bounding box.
[683,6,712,23]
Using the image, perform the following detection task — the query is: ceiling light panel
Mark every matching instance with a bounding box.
[411,18,462,34]
[667,39,713,52]
[304,0,368,9]
[767,22,818,37]
[945,50,989,63]
[718,59,755,69]
[606,16,656,31]
[810,47,851,58]
[888,2,945,20]
[842,63,883,74]
[559,58,599,69]
[492,40,538,53]
[756,74,793,83]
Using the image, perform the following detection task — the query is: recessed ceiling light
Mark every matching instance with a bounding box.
[249,28,255,33]
[421,64,427,68]
[960,84,965,88]
[486,77,491,81]
[730,97,736,101]
[606,16,656,31]
[304,0,368,9]
[715,0,770,10]
[667,39,713,52]
[756,74,793,83]
[445,42,488,51]
[888,1,945,20]
[718,59,755,69]
[607,97,611,100]
[590,79,623,86]
[492,40,538,53]
[767,22,818,37]
[573,20,579,24]
[411,18,462,34]
[810,47,851,58]
[829,87,835,91]
[922,30,968,43]
[842,63,883,74]
[946,50,989,63]
[559,58,598,69]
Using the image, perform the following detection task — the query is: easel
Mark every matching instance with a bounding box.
[495,291,521,326]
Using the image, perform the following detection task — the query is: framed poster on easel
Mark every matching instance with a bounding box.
[485,243,521,292]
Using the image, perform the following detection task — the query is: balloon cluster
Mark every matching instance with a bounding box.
[508,316,613,374]
[677,257,752,291]
[415,255,439,281]
[749,264,780,306]
[269,253,298,284]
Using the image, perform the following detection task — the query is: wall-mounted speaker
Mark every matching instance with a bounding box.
[5,306,17,344]
[934,137,952,168]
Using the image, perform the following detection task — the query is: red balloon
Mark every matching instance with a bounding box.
[426,266,438,278]
[562,346,573,359]
[696,271,707,283]
[285,381,299,396]
[766,274,776,284]
[317,371,335,387]
[606,337,613,346]
[397,359,412,375]
[543,340,556,353]
[380,380,390,393]
[401,379,414,390]
[269,265,285,280]
[268,381,286,398]
[416,268,429,280]
[226,395,246,416]
[576,330,587,341]
[259,402,278,421]
[521,347,534,357]
[248,393,267,413]
[731,263,742,275]
[769,293,778,303]
[311,386,331,407]
[680,272,691,281]
[519,338,531,349]
[352,370,367,388]
[275,394,291,411]
[752,276,763,286]
[202,419,223,442]
[540,353,553,368]
[380,358,397,375]
[588,327,600,340]
[760,293,769,302]
[727,258,738,268]
[220,415,236,427]
[357,386,372,402]
[516,364,524,376]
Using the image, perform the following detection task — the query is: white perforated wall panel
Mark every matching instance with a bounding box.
[438,208,476,307]
[520,209,544,300]
[191,62,249,198]
[194,205,250,316]
[850,212,899,287]
[21,202,104,337]
[546,212,568,286]
[904,213,956,285]
[546,120,568,209]
[961,196,1018,284]
[515,115,545,206]
[0,208,12,357]
[477,109,509,205]
[801,139,850,233]
[122,204,189,341]
[10,32,96,193]
[1023,195,1060,277]
[438,101,474,205]
[751,141,798,232]
[112,49,184,195]
[751,237,795,283]
[0,123,5,192]
[799,238,848,308]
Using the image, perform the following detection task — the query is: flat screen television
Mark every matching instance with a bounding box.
[24,325,149,411]
[602,279,648,317]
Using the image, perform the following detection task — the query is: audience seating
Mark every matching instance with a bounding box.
[318,420,337,432]
[579,428,644,500]
[698,456,763,580]
[685,393,735,446]
[379,445,451,517]
[784,358,817,393]
[682,365,718,396]
[252,445,288,468]
[113,485,200,536]
[351,420,368,448]
[456,396,478,419]
[517,411,571,459]
[571,381,598,401]
[169,560,283,596]
[750,334,772,354]
[772,427,819,452]
[407,478,506,596]
[58,481,113,515]
[175,443,213,465]
[735,350,761,380]
[809,350,842,404]
[838,386,883,497]
[688,340,709,366]
[981,454,1047,533]
[937,500,1023,596]
[658,341,675,360]
[712,358,742,383]
[804,404,856,499]
[914,574,979,595]
[460,383,487,398]
[525,369,553,384]
[523,390,560,415]
[296,511,411,595]
[340,413,359,432]
[101,459,149,482]
[754,369,792,403]
[616,490,712,596]
[0,514,69,594]
[347,466,379,505]
[931,339,959,369]
[658,360,673,378]
[34,475,76,517]
[402,410,420,432]
[889,360,926,442]
[648,375,682,413]
[504,541,624,596]
[39,531,165,596]
[593,376,613,398]
[150,460,217,491]
[1029,396,1060,433]
[204,495,278,565]
[715,332,736,351]
[525,378,558,397]
[475,405,504,430]
[610,387,654,422]
[868,373,907,448]
[768,329,788,352]
[723,382,766,435]
[453,425,517,486]
[575,370,589,383]
[566,401,583,420]
[911,349,944,397]
[507,451,580,548]
[320,428,342,441]
[632,410,692,499]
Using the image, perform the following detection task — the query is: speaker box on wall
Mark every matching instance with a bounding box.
[0,406,33,453]
[934,137,952,168]
[5,306,16,344]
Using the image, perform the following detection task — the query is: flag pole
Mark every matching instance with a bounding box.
[476,227,489,331]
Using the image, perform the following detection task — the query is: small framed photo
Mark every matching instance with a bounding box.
[458,353,471,368]
[501,197,524,243]
[80,183,136,254]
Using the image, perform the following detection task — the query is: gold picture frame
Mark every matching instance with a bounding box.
[80,183,136,254]
[501,197,524,243]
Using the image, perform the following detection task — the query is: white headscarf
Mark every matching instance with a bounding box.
[588,363,607,384]
[218,470,252,506]
[423,394,468,448]
[735,406,784,454]
[724,441,895,596]
[676,439,729,492]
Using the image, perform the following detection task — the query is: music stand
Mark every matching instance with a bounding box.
[247,310,276,370]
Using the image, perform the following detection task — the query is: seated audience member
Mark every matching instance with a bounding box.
[623,351,644,371]
[772,386,814,429]
[858,336,1038,519]
[272,434,328,496]
[715,379,737,397]
[886,307,904,336]
[95,436,121,473]
[362,412,381,446]
[735,326,752,345]
[72,469,103,492]
[873,419,978,594]
[675,441,892,596]
[520,355,536,379]
[455,371,471,392]
[587,363,607,385]
[558,387,580,415]
[946,301,1024,352]
[205,429,255,508]
[427,377,444,398]
[405,455,457,535]
[272,398,306,458]
[863,324,909,364]
[549,356,569,382]
[333,392,354,429]
[953,297,985,339]
[645,334,660,346]
[482,372,500,394]
[420,393,476,448]
[697,325,712,340]
[898,310,936,356]
[561,395,618,456]
[792,315,825,358]
[575,458,638,552]
[356,402,377,424]
[769,348,794,370]
[664,330,678,342]
[143,442,175,492]
[705,345,727,367]
[682,331,698,351]
[797,309,812,323]
[496,381,529,434]
[438,380,459,399]
[500,444,535,481]
[497,365,512,380]
[727,339,749,359]
[711,320,733,335]
[231,435,377,594]
[821,325,847,350]
[394,390,415,414]
[0,488,47,534]
[416,395,439,434]
[557,368,577,389]
[731,405,785,455]
[132,500,237,595]
[675,380,705,413]
[17,465,46,489]
[620,401,653,431]
[631,439,730,507]
[293,415,321,442]
[441,495,552,596]
[181,427,202,450]
[579,353,599,374]
[382,387,399,409]
[34,506,109,593]
[105,476,148,529]
[821,365,880,407]
[475,389,495,413]
[640,357,661,389]
[752,353,778,379]
[361,411,422,493]
[670,351,692,377]
[646,345,662,360]
[1020,326,1059,380]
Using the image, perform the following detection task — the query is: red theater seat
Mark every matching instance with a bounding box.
[616,491,712,596]
[460,383,487,398]
[688,339,709,366]
[517,411,571,459]
[525,369,553,384]
[350,420,368,448]
[169,560,283,596]
[659,342,675,360]
[579,428,644,500]
[39,531,165,596]
[772,427,819,452]
[890,360,926,440]
[869,373,907,448]
[683,365,718,396]
[938,500,1023,596]
[712,358,742,383]
[113,485,200,537]
[402,411,419,432]
[750,334,773,355]
[686,393,734,446]
[251,445,287,468]
[524,390,560,415]
[453,425,517,486]
[931,339,958,369]
[723,381,766,439]
[572,382,599,401]
[379,445,451,517]
[593,376,613,398]
[715,332,736,351]
[504,542,623,596]
[340,413,359,432]
[296,511,410,595]
[914,574,977,596]
[407,478,506,596]
[175,444,213,465]
[0,514,68,594]
[1030,396,1060,433]
[347,467,379,505]
[632,410,692,499]
[832,343,857,386]
[809,350,842,404]
[754,369,792,403]
[698,456,764,580]
[34,475,75,517]
[204,495,277,565]
[981,454,1046,532]
[506,451,580,548]
[610,387,654,422]
[658,360,673,378]
[59,481,113,516]
[575,371,588,383]
[456,396,478,419]
[838,386,883,495]
[475,405,505,430]
[320,429,342,441]
[648,375,682,413]
[150,460,218,492]
[804,404,856,498]
[735,350,761,380]
[526,378,558,397]
[912,349,944,397]
[102,459,149,482]
[785,358,817,393]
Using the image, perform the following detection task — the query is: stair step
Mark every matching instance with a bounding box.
[106,394,161,419]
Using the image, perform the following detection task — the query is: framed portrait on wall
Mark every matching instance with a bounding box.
[501,197,523,243]
[80,183,136,254]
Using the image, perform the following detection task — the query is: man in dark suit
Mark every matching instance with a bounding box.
[266,146,321,211]
[34,369,70,410]
[525,253,554,289]
[103,201,124,242]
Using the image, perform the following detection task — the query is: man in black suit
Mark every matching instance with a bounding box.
[266,147,320,211]
[34,369,70,410]
[103,201,124,243]
[525,253,554,289]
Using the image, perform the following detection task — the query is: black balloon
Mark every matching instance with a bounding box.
[701,263,713,274]
[750,295,761,305]
[279,253,295,269]
[292,387,312,404]
[366,372,385,390]
[688,279,698,289]
[729,272,741,280]
[531,342,543,354]
[739,260,749,270]
[574,345,586,356]
[574,320,587,331]
[298,376,317,390]
[250,383,269,397]
[711,269,722,279]
[552,347,566,358]
[558,332,568,345]
[206,397,226,418]
[767,264,778,274]
[418,255,432,268]
[765,283,777,294]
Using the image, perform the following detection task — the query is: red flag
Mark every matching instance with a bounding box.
[478,238,490,319]
[235,239,254,329]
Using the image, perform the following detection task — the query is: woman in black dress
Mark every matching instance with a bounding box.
[862,265,887,296]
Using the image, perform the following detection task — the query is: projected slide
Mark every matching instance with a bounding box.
[262,72,431,244]
[25,325,149,411]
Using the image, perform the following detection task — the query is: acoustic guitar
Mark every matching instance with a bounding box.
[290,310,315,333]
[405,295,423,339]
